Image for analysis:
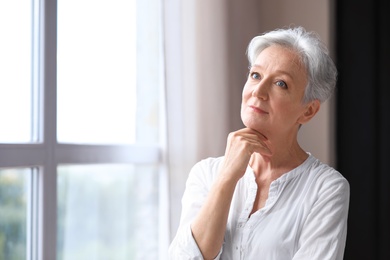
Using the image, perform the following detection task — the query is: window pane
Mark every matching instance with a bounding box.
[57,0,137,144]
[0,1,32,143]
[57,164,159,259]
[134,0,162,145]
[0,168,30,259]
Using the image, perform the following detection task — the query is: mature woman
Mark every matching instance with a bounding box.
[169,27,349,260]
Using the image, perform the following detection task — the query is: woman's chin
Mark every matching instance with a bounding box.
[242,119,266,133]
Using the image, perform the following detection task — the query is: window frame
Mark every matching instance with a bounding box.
[0,0,167,259]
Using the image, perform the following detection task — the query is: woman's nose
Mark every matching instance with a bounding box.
[252,80,269,100]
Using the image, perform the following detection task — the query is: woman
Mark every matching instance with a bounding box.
[169,27,349,260]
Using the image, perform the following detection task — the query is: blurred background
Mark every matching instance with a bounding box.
[0,0,388,259]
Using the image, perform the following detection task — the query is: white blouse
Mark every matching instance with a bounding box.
[169,154,350,260]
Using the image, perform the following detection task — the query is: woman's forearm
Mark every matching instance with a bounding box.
[190,175,238,260]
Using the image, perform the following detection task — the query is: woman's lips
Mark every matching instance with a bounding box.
[249,105,268,114]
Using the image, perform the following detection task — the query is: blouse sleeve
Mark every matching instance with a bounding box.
[292,174,350,260]
[168,159,223,260]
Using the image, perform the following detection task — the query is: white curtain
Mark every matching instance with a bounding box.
[163,0,231,239]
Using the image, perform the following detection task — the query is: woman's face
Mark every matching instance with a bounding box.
[241,45,313,138]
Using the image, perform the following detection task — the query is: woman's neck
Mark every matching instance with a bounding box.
[249,139,308,180]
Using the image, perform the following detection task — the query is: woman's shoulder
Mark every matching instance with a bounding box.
[194,156,224,171]
[197,156,224,168]
[192,156,224,176]
[305,154,349,191]
[187,156,224,186]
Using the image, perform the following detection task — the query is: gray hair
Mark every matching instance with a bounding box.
[247,26,337,103]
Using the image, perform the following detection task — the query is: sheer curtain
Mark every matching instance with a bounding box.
[164,0,230,238]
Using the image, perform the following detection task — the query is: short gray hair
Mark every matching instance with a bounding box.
[247,26,337,103]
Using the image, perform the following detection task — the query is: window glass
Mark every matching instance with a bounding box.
[134,0,163,145]
[57,164,159,259]
[0,1,33,143]
[0,168,30,259]
[57,0,137,144]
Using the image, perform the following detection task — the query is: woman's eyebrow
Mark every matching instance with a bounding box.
[250,64,294,80]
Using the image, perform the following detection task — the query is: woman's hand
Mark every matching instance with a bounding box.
[219,128,272,182]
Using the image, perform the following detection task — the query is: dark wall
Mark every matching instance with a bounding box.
[336,0,390,259]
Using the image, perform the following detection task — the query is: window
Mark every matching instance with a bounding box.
[57,0,138,145]
[0,0,167,259]
[0,168,31,260]
[0,1,34,143]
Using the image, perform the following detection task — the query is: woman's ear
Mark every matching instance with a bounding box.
[298,99,321,124]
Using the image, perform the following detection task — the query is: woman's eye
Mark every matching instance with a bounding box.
[250,72,261,80]
[276,80,287,88]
